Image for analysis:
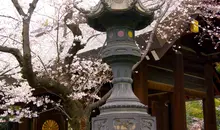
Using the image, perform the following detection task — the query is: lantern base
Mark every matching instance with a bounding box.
[92,111,156,130]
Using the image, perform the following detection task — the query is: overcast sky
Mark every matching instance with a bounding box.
[0,0,182,64]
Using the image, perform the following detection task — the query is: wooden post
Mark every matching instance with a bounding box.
[32,118,37,130]
[172,51,186,130]
[133,59,148,105]
[203,63,217,130]
[152,100,170,130]
[18,118,29,130]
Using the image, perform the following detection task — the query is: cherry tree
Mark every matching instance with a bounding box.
[0,0,111,129]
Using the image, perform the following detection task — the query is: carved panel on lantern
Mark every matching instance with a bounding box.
[113,118,136,130]
[140,118,155,130]
[94,119,108,130]
[117,69,120,77]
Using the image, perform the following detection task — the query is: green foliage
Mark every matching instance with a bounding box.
[186,99,220,129]
[0,123,7,130]
[186,100,203,119]
[215,63,220,74]
[186,100,203,129]
[215,99,220,129]
[215,99,220,106]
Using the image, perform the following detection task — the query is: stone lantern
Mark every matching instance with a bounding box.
[87,0,158,129]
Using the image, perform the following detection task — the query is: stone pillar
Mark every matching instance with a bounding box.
[87,1,158,129]
[92,27,156,130]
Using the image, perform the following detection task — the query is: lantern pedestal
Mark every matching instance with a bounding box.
[93,113,155,130]
[87,1,157,129]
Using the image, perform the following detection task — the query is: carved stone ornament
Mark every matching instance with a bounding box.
[113,118,136,130]
[141,118,156,130]
[94,119,109,130]
[103,0,134,10]
[87,0,155,31]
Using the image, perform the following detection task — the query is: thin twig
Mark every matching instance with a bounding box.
[56,106,72,120]
[40,86,65,101]
[38,107,57,114]
[0,15,19,21]
[0,65,19,76]
[132,0,171,71]
[31,51,49,76]
[86,88,112,113]
[0,35,22,44]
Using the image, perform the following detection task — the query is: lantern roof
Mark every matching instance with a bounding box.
[87,0,155,32]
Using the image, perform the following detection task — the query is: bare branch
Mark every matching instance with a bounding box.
[40,86,65,101]
[64,11,83,36]
[11,0,26,17]
[132,0,171,71]
[0,46,23,67]
[27,0,39,18]
[0,34,22,44]
[56,106,72,120]
[36,77,72,96]
[11,0,40,86]
[16,0,39,86]
[31,51,49,76]
[64,42,84,64]
[73,1,90,14]
[148,0,166,12]
[38,107,57,114]
[86,33,103,43]
[87,88,112,112]
[0,65,19,77]
[63,12,84,70]
[0,64,10,74]
[33,106,72,120]
[0,15,19,21]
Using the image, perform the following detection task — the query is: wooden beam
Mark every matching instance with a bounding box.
[147,80,206,98]
[203,63,217,130]
[148,92,170,104]
[149,92,170,97]
[172,51,186,130]
[133,59,148,105]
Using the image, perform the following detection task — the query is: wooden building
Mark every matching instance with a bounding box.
[133,26,219,130]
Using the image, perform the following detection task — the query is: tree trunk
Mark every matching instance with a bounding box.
[63,99,91,130]
[69,114,90,130]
